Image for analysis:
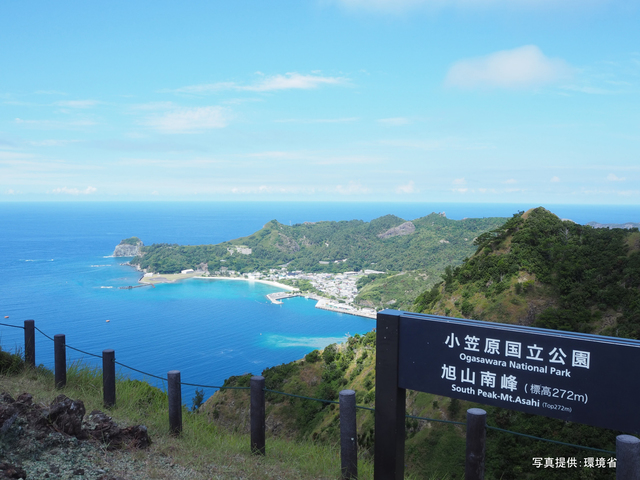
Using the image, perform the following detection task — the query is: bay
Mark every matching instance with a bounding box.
[0,201,638,403]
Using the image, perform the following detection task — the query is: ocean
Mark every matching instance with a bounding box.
[1,201,638,403]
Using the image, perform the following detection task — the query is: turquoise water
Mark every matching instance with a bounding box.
[1,201,638,402]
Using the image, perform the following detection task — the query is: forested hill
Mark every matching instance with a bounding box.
[130,213,506,275]
[414,207,640,339]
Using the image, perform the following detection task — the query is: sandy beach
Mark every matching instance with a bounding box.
[192,276,299,292]
[139,272,298,292]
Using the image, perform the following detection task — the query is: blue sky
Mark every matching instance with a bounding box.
[1,0,638,203]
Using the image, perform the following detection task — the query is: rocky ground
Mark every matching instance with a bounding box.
[0,392,194,480]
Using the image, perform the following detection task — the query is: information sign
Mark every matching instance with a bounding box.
[398,313,640,434]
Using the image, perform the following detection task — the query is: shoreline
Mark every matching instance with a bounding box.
[138,271,299,292]
[137,271,376,319]
[192,276,300,292]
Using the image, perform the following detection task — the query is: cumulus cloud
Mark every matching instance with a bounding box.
[445,45,573,89]
[169,73,348,94]
[144,106,228,133]
[50,186,97,195]
[396,181,417,194]
[551,176,560,182]
[607,173,626,181]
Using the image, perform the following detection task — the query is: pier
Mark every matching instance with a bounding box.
[266,292,376,319]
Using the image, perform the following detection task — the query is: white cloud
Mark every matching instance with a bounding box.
[29,139,79,147]
[551,176,560,182]
[396,181,417,194]
[274,117,359,124]
[14,118,97,128]
[169,73,348,94]
[607,173,626,181]
[335,181,370,195]
[376,138,494,150]
[445,45,573,89]
[35,90,67,95]
[503,178,517,184]
[452,178,466,185]
[378,117,410,126]
[246,73,347,91]
[54,100,100,108]
[50,186,97,195]
[144,106,229,133]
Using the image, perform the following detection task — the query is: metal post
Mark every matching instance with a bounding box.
[374,310,406,480]
[251,375,266,456]
[54,334,66,389]
[465,408,486,480]
[24,320,35,368]
[168,370,182,434]
[102,349,116,407]
[617,435,640,480]
[340,389,358,479]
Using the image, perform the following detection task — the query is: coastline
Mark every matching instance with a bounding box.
[137,272,376,319]
[192,275,299,292]
[138,271,299,292]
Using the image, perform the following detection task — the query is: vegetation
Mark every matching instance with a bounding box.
[355,270,435,311]
[119,236,141,246]
[205,208,638,479]
[0,352,384,479]
[205,330,622,479]
[414,207,640,338]
[409,206,639,478]
[129,213,506,275]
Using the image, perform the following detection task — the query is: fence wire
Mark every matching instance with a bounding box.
[0,322,24,329]
[0,321,623,454]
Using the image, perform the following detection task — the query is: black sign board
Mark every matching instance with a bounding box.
[398,312,640,434]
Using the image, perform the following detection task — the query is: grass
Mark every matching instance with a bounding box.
[1,351,382,479]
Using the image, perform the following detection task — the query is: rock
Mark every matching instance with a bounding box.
[84,410,151,450]
[43,395,86,438]
[113,238,143,257]
[0,461,27,479]
[377,221,416,239]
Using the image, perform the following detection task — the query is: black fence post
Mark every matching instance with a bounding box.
[102,349,116,408]
[168,370,182,435]
[340,389,358,479]
[54,334,66,389]
[616,434,640,480]
[465,408,486,480]
[251,375,266,456]
[374,310,406,480]
[24,319,35,368]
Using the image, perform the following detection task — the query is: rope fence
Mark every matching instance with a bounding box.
[0,319,627,472]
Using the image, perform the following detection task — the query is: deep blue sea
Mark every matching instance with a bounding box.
[1,202,638,403]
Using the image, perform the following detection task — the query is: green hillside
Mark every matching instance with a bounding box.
[414,207,640,338]
[202,207,640,479]
[129,212,506,276]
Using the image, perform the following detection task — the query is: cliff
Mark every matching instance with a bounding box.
[113,237,143,257]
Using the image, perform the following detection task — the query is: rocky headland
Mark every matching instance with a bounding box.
[113,238,143,257]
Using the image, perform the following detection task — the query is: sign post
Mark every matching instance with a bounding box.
[375,309,640,478]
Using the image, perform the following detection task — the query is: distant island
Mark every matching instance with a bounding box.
[117,212,508,314]
[587,221,640,229]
